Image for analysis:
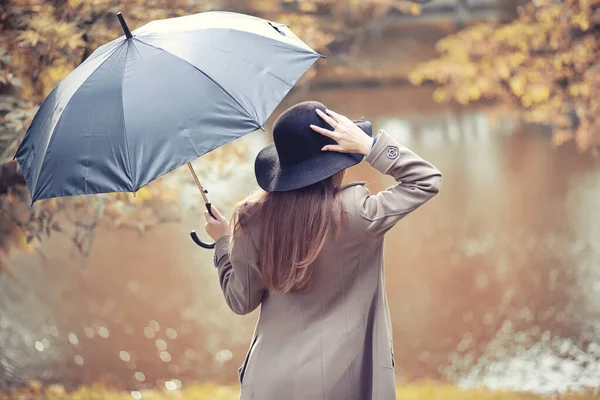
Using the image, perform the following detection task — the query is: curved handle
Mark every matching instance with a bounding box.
[190,203,216,249]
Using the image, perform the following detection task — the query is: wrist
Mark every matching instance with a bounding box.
[215,233,231,244]
[359,137,375,155]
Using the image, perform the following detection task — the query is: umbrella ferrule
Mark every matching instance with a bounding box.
[117,12,133,39]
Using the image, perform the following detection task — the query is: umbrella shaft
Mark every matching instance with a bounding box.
[187,162,210,204]
[117,12,133,39]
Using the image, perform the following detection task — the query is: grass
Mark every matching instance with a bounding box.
[2,381,600,399]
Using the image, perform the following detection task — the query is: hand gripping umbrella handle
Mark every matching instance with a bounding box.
[190,202,216,249]
[187,162,216,249]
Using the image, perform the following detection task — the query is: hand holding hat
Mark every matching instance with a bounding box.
[254,101,372,192]
[310,108,375,156]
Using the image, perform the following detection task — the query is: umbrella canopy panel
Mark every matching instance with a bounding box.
[15,11,321,202]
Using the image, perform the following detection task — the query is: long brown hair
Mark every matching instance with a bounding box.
[232,170,346,293]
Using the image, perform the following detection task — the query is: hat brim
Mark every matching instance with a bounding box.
[255,120,373,192]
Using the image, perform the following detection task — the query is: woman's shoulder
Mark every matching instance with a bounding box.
[231,192,263,233]
[339,181,371,200]
[339,181,366,191]
[338,181,370,214]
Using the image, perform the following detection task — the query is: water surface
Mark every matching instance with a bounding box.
[2,86,599,393]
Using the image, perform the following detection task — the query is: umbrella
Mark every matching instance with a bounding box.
[14,11,322,248]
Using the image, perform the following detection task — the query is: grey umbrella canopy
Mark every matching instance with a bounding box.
[15,11,322,203]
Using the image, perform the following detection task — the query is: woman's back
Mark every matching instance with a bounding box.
[212,126,441,400]
[243,182,389,400]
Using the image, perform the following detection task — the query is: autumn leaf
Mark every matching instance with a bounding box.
[18,30,41,46]
[509,75,526,97]
[135,187,153,202]
[67,0,84,8]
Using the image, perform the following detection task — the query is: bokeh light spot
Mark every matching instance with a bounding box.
[149,320,160,332]
[68,333,79,345]
[131,390,142,399]
[165,328,177,339]
[84,327,94,338]
[159,351,172,362]
[98,327,109,338]
[215,349,233,363]
[143,327,155,339]
[134,371,145,382]
[119,350,131,362]
[155,339,167,351]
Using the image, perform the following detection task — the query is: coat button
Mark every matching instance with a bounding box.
[386,146,399,159]
[213,252,218,267]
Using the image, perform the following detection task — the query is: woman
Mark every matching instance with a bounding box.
[204,101,442,400]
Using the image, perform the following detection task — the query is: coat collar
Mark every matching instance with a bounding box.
[339,181,366,190]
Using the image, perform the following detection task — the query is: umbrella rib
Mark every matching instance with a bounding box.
[142,36,293,87]
[134,38,260,127]
[207,42,292,86]
[119,41,136,191]
[129,40,202,162]
[137,28,315,54]
[83,48,120,194]
[84,37,124,64]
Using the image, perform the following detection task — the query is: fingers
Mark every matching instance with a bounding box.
[210,205,224,220]
[315,108,338,129]
[204,208,224,223]
[325,108,347,124]
[203,206,231,240]
[310,124,338,140]
[322,144,348,153]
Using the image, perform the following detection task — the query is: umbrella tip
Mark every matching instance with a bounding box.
[116,12,133,39]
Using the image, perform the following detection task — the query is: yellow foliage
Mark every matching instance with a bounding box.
[409,3,421,15]
[432,88,447,103]
[18,30,41,46]
[509,75,526,97]
[569,83,590,98]
[39,59,76,97]
[410,0,600,152]
[16,231,36,254]
[134,187,153,203]
[2,382,600,399]
[466,84,481,101]
[528,84,550,104]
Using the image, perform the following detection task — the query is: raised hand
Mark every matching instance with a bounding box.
[310,108,374,156]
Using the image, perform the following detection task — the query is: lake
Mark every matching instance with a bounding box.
[1,85,599,394]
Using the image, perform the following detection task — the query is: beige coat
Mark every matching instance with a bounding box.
[213,129,442,400]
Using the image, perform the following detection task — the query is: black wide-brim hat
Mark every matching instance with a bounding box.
[255,101,372,192]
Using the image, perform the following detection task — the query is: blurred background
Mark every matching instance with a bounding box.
[1,0,600,398]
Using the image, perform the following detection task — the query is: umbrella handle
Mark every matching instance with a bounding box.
[190,202,216,249]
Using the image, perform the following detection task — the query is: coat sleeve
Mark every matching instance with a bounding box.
[354,129,442,237]
[213,227,265,315]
